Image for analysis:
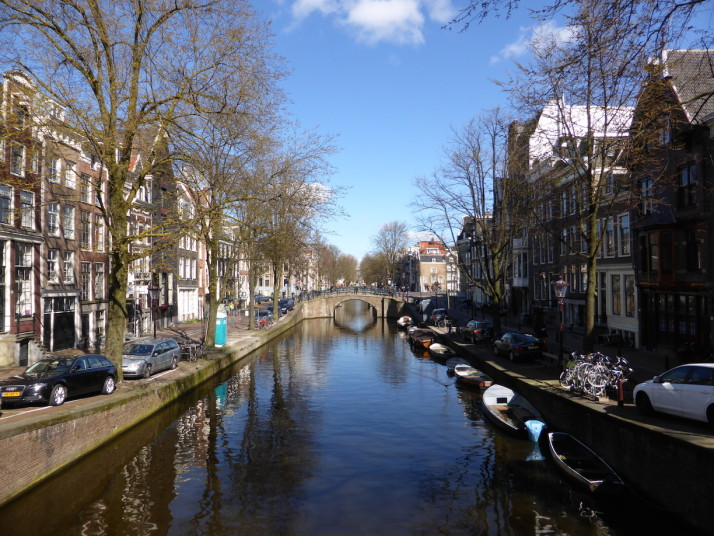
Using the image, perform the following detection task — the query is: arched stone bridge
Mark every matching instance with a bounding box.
[299,292,407,320]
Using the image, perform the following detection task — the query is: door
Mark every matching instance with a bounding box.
[650,366,689,416]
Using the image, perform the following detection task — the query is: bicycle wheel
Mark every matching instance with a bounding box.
[559,370,574,388]
[587,365,609,389]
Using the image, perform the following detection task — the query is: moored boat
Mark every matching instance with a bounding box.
[428,342,456,361]
[453,364,493,389]
[396,315,414,329]
[408,328,434,349]
[445,357,469,372]
[482,384,546,440]
[546,432,624,494]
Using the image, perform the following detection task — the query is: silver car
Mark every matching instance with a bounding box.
[122,337,180,379]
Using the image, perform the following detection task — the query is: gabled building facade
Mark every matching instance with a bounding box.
[631,49,714,353]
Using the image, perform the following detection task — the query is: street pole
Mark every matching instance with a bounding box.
[148,285,159,339]
[558,297,564,367]
[553,276,569,368]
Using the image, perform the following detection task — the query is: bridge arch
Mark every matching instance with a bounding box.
[299,292,406,320]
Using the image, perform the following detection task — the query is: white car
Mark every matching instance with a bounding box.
[633,364,714,426]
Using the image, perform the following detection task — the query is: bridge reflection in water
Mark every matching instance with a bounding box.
[0,301,683,535]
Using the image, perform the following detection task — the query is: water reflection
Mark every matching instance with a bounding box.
[0,301,687,535]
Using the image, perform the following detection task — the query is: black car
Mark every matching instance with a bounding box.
[493,333,545,361]
[430,308,449,325]
[279,298,294,314]
[462,320,495,343]
[0,354,117,406]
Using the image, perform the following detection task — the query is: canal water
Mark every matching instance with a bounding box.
[0,301,685,535]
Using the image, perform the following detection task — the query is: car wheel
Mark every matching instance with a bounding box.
[171,356,178,369]
[635,392,654,416]
[102,376,116,395]
[49,384,67,406]
[509,351,516,362]
[143,363,153,379]
[707,406,714,429]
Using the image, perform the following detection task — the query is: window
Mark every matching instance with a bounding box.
[95,263,105,300]
[63,205,75,239]
[80,210,91,249]
[63,251,74,283]
[625,275,635,317]
[10,143,25,176]
[80,174,91,203]
[81,262,91,301]
[640,179,654,215]
[20,191,33,229]
[618,214,630,256]
[65,160,76,189]
[659,114,671,145]
[685,229,702,272]
[14,103,28,127]
[94,214,105,252]
[30,150,39,174]
[48,249,59,283]
[605,218,616,257]
[0,185,12,225]
[678,163,697,208]
[46,156,60,183]
[611,275,621,315]
[15,243,32,317]
[48,202,60,236]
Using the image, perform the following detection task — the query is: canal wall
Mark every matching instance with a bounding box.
[0,314,299,508]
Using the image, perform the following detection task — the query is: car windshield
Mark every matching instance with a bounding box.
[123,344,154,356]
[25,358,73,377]
[514,334,538,343]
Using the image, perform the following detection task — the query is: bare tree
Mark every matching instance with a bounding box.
[412,108,531,334]
[0,0,284,372]
[371,221,410,286]
[360,252,390,287]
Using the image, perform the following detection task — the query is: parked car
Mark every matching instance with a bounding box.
[255,309,273,320]
[0,354,117,406]
[633,364,714,426]
[462,320,495,343]
[430,308,449,325]
[279,298,294,314]
[254,295,273,304]
[493,333,545,361]
[122,337,180,379]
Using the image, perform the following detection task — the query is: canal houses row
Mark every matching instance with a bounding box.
[0,69,320,367]
[457,49,714,358]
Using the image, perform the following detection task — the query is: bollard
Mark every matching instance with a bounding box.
[617,377,624,407]
[664,354,670,371]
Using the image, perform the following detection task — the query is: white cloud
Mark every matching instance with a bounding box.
[346,0,425,45]
[288,0,457,45]
[292,0,341,19]
[490,21,579,64]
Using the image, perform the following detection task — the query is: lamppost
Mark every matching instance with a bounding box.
[148,284,160,338]
[553,276,569,367]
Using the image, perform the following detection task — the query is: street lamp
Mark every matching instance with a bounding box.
[552,276,569,367]
[148,285,160,338]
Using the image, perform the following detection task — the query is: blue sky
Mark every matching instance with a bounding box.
[261,1,708,262]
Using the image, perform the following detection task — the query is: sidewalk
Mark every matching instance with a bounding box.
[422,295,669,385]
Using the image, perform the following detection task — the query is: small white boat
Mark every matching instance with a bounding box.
[397,316,414,329]
[445,357,470,373]
[428,342,456,360]
[547,432,625,494]
[453,364,493,389]
[482,384,545,440]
